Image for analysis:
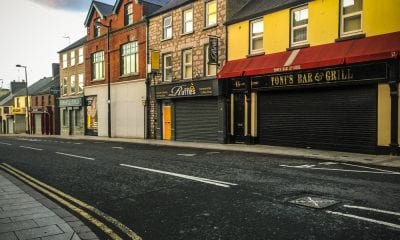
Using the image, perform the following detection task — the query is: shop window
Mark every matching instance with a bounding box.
[62,54,67,69]
[75,109,80,126]
[182,8,193,34]
[78,47,84,64]
[121,41,139,75]
[205,44,217,76]
[92,51,104,80]
[163,15,172,40]
[182,49,192,79]
[163,53,172,82]
[94,18,101,38]
[70,51,76,66]
[205,1,217,27]
[341,0,363,37]
[125,3,133,26]
[70,75,76,94]
[291,5,308,46]
[250,19,264,54]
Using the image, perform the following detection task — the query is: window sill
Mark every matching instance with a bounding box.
[181,31,194,37]
[120,73,139,78]
[247,51,265,58]
[287,44,310,51]
[91,78,105,82]
[203,24,218,31]
[161,37,173,42]
[335,33,365,42]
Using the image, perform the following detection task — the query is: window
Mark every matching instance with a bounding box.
[163,16,172,40]
[78,47,84,64]
[41,96,44,106]
[183,8,193,34]
[182,49,192,79]
[70,75,76,94]
[48,95,52,105]
[125,3,133,26]
[35,96,38,106]
[62,54,67,68]
[205,1,217,27]
[250,19,264,54]
[63,110,67,126]
[94,18,101,38]
[92,51,104,80]
[70,51,76,66]
[163,54,172,82]
[121,41,139,75]
[291,6,308,46]
[205,45,217,76]
[75,109,80,126]
[78,74,84,93]
[341,0,363,37]
[62,77,68,95]
[16,98,20,108]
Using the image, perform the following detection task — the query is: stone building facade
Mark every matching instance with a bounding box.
[58,37,87,136]
[148,0,247,143]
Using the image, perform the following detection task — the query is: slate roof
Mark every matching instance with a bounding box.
[149,0,192,17]
[113,0,170,14]
[227,0,310,24]
[58,36,87,54]
[84,0,114,27]
[0,88,25,106]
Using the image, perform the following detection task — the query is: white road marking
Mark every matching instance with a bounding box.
[307,197,320,208]
[55,152,95,161]
[326,210,400,230]
[340,162,399,174]
[112,147,124,150]
[344,205,400,216]
[280,165,400,175]
[74,143,82,145]
[120,164,237,188]
[319,162,337,165]
[177,154,196,157]
[206,152,220,154]
[0,142,12,146]
[19,146,43,151]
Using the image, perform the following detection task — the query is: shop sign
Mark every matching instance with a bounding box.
[12,107,25,114]
[59,98,82,107]
[231,79,246,91]
[85,96,98,136]
[154,80,218,99]
[252,63,387,89]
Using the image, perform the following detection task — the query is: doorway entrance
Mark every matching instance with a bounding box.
[163,105,172,140]
[234,94,245,143]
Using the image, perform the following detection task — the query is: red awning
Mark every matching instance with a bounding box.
[218,31,400,79]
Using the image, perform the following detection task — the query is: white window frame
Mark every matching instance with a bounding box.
[62,77,68,96]
[94,18,101,37]
[163,15,172,40]
[125,3,133,26]
[205,0,217,27]
[92,51,104,80]
[70,51,76,66]
[205,44,217,76]
[78,47,84,64]
[163,53,172,82]
[121,41,139,75]
[340,0,363,37]
[291,5,308,47]
[250,18,264,54]
[182,49,192,79]
[183,8,193,34]
[62,54,68,69]
[78,74,84,93]
[70,75,76,95]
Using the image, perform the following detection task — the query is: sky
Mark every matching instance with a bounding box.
[0,0,115,89]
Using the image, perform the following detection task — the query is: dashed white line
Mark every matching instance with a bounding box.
[112,147,124,150]
[0,142,12,146]
[343,205,400,216]
[326,210,400,230]
[177,154,196,157]
[55,152,95,161]
[120,164,237,188]
[19,146,43,151]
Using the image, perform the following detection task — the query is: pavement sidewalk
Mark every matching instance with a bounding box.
[5,134,400,169]
[0,169,99,240]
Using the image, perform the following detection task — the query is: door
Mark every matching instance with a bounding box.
[69,110,74,135]
[7,118,13,134]
[234,94,245,143]
[163,105,172,140]
[34,114,42,134]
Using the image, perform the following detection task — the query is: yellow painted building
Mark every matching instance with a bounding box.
[12,95,30,134]
[220,0,400,154]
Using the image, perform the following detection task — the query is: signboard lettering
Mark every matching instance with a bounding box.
[153,79,217,99]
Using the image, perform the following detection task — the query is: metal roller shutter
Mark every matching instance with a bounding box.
[259,85,377,153]
[175,98,219,142]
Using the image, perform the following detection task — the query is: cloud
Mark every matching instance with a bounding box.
[26,0,116,11]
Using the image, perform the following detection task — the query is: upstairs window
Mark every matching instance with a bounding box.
[125,3,133,26]
[250,19,264,54]
[182,8,193,34]
[92,51,104,80]
[94,18,101,38]
[205,1,217,27]
[341,0,363,37]
[62,77,68,95]
[62,54,67,68]
[70,51,76,66]
[78,74,84,93]
[291,6,308,47]
[182,49,192,79]
[163,53,172,82]
[163,15,172,40]
[78,47,84,64]
[205,44,217,76]
[70,75,76,94]
[121,41,139,75]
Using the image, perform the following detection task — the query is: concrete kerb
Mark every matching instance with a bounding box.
[4,134,400,169]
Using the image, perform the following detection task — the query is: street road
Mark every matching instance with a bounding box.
[0,136,399,240]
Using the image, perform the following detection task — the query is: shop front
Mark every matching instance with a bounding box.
[85,95,98,136]
[59,97,85,136]
[152,79,225,143]
[219,32,400,154]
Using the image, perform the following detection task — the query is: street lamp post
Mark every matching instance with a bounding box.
[16,64,30,134]
[94,21,112,138]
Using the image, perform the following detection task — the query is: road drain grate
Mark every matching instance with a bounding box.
[290,196,338,209]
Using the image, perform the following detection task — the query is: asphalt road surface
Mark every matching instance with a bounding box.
[0,136,399,240]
